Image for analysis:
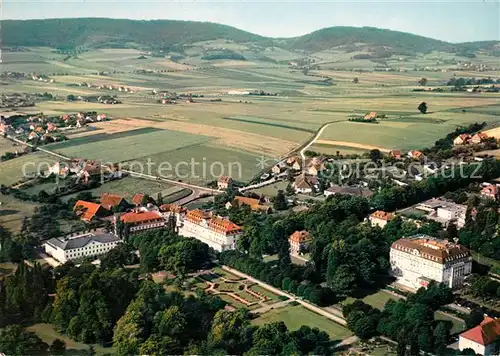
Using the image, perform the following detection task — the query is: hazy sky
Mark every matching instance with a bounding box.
[4,0,500,42]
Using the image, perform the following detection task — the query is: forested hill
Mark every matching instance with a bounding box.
[2,18,497,55]
[1,18,268,50]
[285,26,454,54]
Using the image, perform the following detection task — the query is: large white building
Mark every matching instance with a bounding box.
[43,232,122,263]
[179,209,242,251]
[459,317,500,355]
[390,235,472,290]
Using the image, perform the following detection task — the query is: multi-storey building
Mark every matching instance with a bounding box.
[43,232,121,263]
[390,235,472,289]
[116,209,165,234]
[179,209,242,251]
[288,230,312,255]
[369,210,394,228]
[417,198,467,228]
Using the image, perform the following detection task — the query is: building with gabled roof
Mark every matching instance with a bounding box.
[471,132,489,144]
[481,184,499,201]
[389,150,402,160]
[100,193,128,210]
[289,230,312,255]
[390,235,472,289]
[459,317,500,355]
[117,209,165,234]
[73,200,107,222]
[369,210,395,228]
[217,176,233,190]
[179,209,242,251]
[454,134,472,146]
[226,196,272,213]
[43,232,121,264]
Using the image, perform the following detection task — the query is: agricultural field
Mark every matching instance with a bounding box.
[0,152,55,186]
[2,46,499,185]
[252,304,352,340]
[0,194,41,233]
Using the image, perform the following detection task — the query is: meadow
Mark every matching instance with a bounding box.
[252,304,352,340]
[1,47,499,185]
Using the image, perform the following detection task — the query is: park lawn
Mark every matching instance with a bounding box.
[249,181,289,197]
[471,251,500,274]
[212,267,242,281]
[341,290,403,310]
[48,129,213,163]
[26,323,114,355]
[253,305,352,340]
[434,312,466,334]
[218,281,242,292]
[249,284,280,301]
[185,196,214,210]
[237,291,261,304]
[0,194,41,233]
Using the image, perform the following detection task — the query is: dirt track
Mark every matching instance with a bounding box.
[314,139,391,152]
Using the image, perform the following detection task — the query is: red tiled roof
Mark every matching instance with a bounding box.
[289,230,311,243]
[391,237,470,265]
[460,317,500,346]
[159,204,185,214]
[218,176,232,183]
[100,193,125,210]
[120,210,163,224]
[132,193,145,205]
[185,209,241,234]
[408,150,423,158]
[457,133,471,141]
[371,210,394,221]
[73,200,103,221]
[481,185,498,197]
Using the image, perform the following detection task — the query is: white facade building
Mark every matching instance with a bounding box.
[179,209,242,252]
[459,317,500,355]
[116,209,166,234]
[43,232,122,264]
[390,235,472,290]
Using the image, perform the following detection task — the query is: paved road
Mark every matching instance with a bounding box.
[222,265,347,326]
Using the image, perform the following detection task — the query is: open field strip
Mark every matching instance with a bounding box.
[315,139,391,152]
[485,126,500,139]
[0,152,56,186]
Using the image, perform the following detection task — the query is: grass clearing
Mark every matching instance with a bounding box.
[253,305,352,340]
[249,284,280,301]
[26,323,114,355]
[0,152,55,186]
[434,312,466,335]
[0,194,41,233]
[341,290,403,310]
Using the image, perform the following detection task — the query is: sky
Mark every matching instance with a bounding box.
[3,0,500,43]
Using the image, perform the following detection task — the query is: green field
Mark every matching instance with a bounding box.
[0,152,56,186]
[252,305,352,340]
[0,195,41,233]
[342,290,403,310]
[26,323,114,355]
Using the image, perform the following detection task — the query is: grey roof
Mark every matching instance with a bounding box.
[44,232,120,251]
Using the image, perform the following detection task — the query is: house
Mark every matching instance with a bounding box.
[271,165,282,175]
[27,132,39,141]
[369,210,394,228]
[132,193,145,206]
[286,156,300,165]
[100,193,128,210]
[481,184,499,200]
[389,150,402,160]
[293,174,316,194]
[453,134,471,146]
[292,161,302,171]
[390,235,472,290]
[179,209,242,251]
[471,132,489,144]
[364,111,377,120]
[459,317,500,355]
[117,209,165,234]
[159,204,187,226]
[217,176,233,190]
[306,157,326,176]
[225,196,272,213]
[289,230,312,255]
[46,123,57,132]
[73,200,108,222]
[407,150,424,159]
[324,185,373,198]
[43,232,122,264]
